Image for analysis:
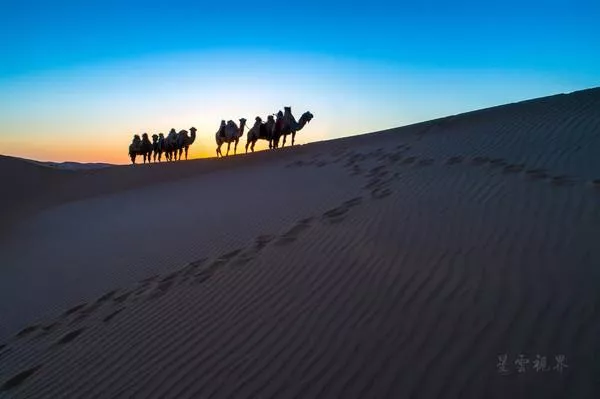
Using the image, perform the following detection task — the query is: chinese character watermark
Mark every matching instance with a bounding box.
[553,355,569,373]
[497,354,509,375]
[514,354,529,373]
[497,354,568,375]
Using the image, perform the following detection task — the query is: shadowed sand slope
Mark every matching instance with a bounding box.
[0,88,599,398]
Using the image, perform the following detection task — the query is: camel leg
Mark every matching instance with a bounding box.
[292,132,296,146]
[251,140,256,152]
[216,144,221,157]
[226,142,231,156]
[234,139,238,155]
[185,146,189,160]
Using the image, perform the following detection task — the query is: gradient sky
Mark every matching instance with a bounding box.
[1,0,598,163]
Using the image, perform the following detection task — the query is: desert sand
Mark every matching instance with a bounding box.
[1,88,599,398]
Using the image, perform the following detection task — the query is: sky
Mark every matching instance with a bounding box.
[0,0,598,163]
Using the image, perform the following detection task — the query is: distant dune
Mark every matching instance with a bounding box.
[0,88,599,398]
[31,160,115,170]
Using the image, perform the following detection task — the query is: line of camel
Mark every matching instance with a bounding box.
[128,107,314,164]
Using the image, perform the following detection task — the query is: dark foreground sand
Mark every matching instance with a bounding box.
[1,88,599,398]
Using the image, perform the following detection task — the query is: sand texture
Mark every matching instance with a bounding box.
[1,88,599,398]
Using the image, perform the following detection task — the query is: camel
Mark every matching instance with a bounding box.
[245,115,276,153]
[152,134,161,162]
[175,127,197,161]
[128,133,153,164]
[153,133,166,162]
[216,118,247,157]
[129,135,141,164]
[164,129,179,161]
[274,107,314,148]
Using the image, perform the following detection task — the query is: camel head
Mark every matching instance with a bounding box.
[133,134,141,141]
[302,111,314,123]
[239,118,247,129]
[159,133,165,138]
[142,133,149,139]
[152,134,158,142]
[190,127,197,133]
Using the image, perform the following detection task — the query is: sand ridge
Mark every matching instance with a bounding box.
[1,87,599,398]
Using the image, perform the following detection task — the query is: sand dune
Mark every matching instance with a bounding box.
[1,88,599,398]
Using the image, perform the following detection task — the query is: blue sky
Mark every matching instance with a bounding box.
[1,0,599,162]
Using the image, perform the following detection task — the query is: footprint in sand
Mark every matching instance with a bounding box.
[367,165,386,177]
[343,197,363,208]
[371,188,393,200]
[387,153,403,164]
[192,249,243,284]
[502,164,525,174]
[349,165,363,176]
[525,169,548,180]
[63,303,86,317]
[321,205,350,224]
[112,291,132,304]
[181,258,208,278]
[275,218,314,246]
[149,280,175,300]
[40,322,59,334]
[96,290,118,304]
[56,328,84,345]
[254,234,275,251]
[132,283,152,298]
[471,156,490,166]
[417,158,434,167]
[231,235,277,267]
[488,158,507,168]
[16,325,40,339]
[402,156,417,165]
[320,196,364,225]
[550,175,577,187]
[103,308,124,323]
[446,156,463,165]
[70,302,103,325]
[1,365,42,392]
[364,178,383,190]
[193,266,218,284]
